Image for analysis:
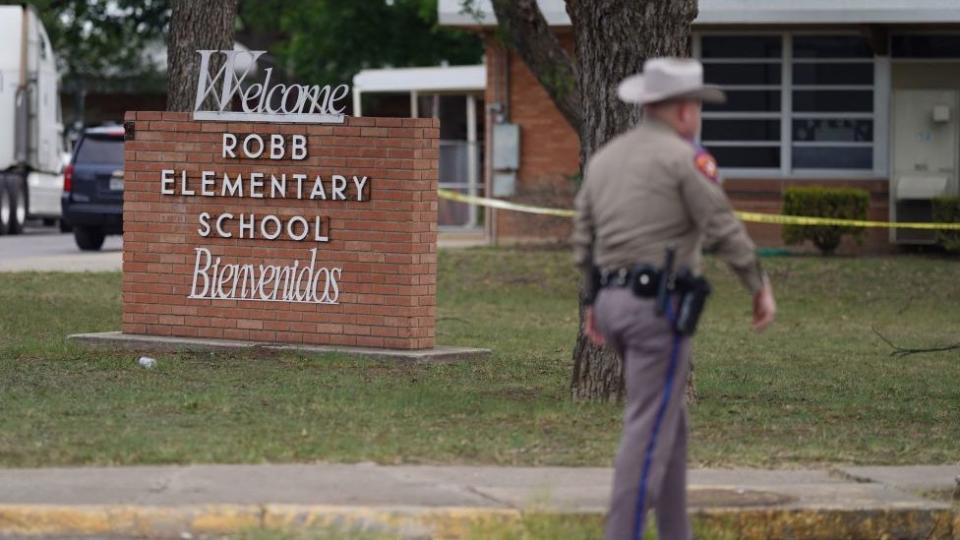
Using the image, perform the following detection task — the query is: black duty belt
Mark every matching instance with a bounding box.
[599,265,661,298]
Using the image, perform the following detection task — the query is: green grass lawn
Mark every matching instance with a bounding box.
[0,248,957,467]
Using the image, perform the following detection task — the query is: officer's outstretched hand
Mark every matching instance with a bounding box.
[752,281,776,332]
[584,306,605,346]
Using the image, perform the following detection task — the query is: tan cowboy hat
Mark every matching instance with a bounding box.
[618,57,725,105]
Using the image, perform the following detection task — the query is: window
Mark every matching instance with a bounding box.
[699,33,878,175]
[791,35,874,171]
[700,35,782,169]
[76,136,125,165]
[892,35,960,58]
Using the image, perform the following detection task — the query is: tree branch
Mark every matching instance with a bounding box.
[872,327,960,358]
[490,0,582,133]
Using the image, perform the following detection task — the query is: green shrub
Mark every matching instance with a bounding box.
[933,196,960,253]
[782,187,869,255]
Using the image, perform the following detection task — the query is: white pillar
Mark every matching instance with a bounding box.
[353,88,362,117]
[410,90,419,118]
[466,94,479,228]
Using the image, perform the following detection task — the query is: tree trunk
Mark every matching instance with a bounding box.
[565,1,698,401]
[167,0,239,112]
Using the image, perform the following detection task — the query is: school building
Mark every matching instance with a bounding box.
[361,1,960,251]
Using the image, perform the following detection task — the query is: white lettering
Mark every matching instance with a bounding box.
[237,264,256,297]
[239,213,255,239]
[201,171,215,196]
[281,85,300,114]
[264,83,284,114]
[328,85,350,114]
[222,133,237,158]
[188,248,340,305]
[352,176,368,202]
[222,172,242,197]
[241,83,263,113]
[249,172,264,198]
[198,212,211,237]
[258,265,277,300]
[314,215,329,242]
[193,49,349,123]
[270,134,284,160]
[194,50,263,113]
[291,135,307,160]
[243,134,265,159]
[310,176,327,200]
[160,169,175,195]
[270,174,287,198]
[217,264,236,299]
[294,249,316,302]
[287,216,309,241]
[331,175,347,200]
[190,248,212,298]
[327,268,341,303]
[294,174,307,199]
[216,213,233,238]
[260,215,282,240]
[180,170,195,196]
[256,68,273,112]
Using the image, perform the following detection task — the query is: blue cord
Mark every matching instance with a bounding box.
[632,301,682,540]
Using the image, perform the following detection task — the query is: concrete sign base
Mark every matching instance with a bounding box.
[68,331,490,363]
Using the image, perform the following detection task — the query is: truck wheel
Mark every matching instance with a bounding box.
[7,177,27,235]
[74,226,105,251]
[0,179,10,235]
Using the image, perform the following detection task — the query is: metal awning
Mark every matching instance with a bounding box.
[352,65,485,94]
[439,0,960,27]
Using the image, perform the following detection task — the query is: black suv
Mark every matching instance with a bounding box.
[61,126,124,251]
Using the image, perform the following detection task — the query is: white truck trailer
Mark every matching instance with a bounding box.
[0,4,64,235]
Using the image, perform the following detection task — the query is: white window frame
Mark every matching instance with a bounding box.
[694,31,890,180]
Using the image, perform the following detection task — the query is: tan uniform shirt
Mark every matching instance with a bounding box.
[572,118,764,294]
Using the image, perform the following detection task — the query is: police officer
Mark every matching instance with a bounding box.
[572,58,777,540]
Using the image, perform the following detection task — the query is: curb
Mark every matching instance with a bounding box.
[0,504,958,539]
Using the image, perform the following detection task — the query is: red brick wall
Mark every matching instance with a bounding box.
[121,111,439,350]
[485,35,580,243]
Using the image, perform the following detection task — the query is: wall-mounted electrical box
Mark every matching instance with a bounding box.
[492,123,520,197]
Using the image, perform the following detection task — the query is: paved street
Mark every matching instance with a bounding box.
[0,226,486,274]
[0,223,122,272]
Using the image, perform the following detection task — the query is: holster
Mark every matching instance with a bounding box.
[672,270,712,336]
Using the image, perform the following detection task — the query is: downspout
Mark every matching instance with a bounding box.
[489,44,511,245]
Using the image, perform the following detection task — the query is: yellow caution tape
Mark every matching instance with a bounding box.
[438,189,960,231]
[439,188,576,218]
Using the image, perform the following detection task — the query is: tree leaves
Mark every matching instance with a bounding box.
[237,0,482,86]
[17,0,171,91]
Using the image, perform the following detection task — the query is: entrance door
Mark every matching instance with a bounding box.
[891,89,959,243]
[417,94,484,230]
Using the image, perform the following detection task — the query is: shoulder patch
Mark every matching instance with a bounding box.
[694,148,719,184]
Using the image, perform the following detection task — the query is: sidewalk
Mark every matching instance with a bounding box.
[0,463,956,538]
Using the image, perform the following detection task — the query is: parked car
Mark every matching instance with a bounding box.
[61,126,124,251]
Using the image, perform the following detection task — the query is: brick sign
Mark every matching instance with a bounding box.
[121,112,439,350]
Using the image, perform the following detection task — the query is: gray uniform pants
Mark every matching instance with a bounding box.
[594,288,692,540]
